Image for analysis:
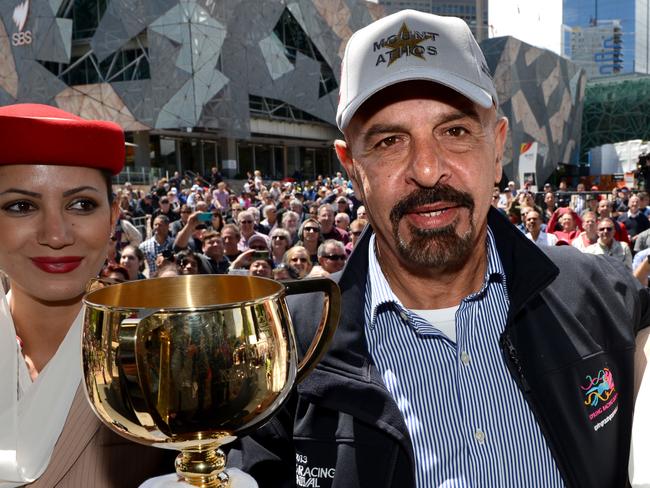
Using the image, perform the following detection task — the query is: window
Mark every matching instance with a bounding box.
[273,9,338,98]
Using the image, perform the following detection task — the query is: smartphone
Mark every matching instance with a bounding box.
[197,212,213,222]
[253,250,270,260]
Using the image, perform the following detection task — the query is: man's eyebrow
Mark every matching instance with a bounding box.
[360,109,484,142]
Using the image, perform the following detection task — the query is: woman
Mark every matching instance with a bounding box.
[0,103,171,487]
[210,210,225,232]
[119,244,146,280]
[283,246,312,279]
[175,249,202,275]
[269,228,292,267]
[296,218,322,264]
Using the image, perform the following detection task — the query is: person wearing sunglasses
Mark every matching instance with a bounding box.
[269,228,292,267]
[296,218,322,264]
[283,246,312,279]
[316,240,348,275]
[585,217,633,269]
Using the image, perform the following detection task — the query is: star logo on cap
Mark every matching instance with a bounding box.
[384,22,428,66]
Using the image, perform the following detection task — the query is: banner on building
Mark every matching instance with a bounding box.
[518,141,538,191]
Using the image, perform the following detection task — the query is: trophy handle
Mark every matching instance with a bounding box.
[283,278,341,383]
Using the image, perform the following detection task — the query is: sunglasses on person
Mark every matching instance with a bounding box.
[290,257,309,263]
[598,227,614,232]
[303,227,319,233]
[323,254,346,261]
[272,235,287,240]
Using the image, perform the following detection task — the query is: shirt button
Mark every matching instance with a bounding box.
[474,429,486,444]
[460,351,471,365]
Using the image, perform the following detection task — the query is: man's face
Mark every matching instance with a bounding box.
[582,213,596,233]
[221,228,239,253]
[525,212,541,234]
[559,214,575,232]
[318,207,334,232]
[598,220,615,246]
[250,259,272,278]
[335,82,506,271]
[319,243,347,273]
[203,235,224,260]
[598,200,611,217]
[629,196,640,213]
[153,217,169,238]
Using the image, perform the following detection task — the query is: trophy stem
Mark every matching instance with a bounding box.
[175,446,230,488]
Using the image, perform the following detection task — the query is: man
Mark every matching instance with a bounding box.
[543,191,557,223]
[334,212,350,232]
[618,194,650,242]
[237,210,268,251]
[221,224,242,262]
[170,205,192,237]
[316,239,348,274]
[192,230,230,275]
[318,204,349,243]
[231,10,650,488]
[138,215,174,276]
[598,198,631,244]
[524,210,557,246]
[152,196,180,223]
[346,218,368,254]
[584,217,633,270]
[572,210,599,251]
[249,258,273,278]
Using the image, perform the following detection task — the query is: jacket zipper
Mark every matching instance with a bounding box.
[499,326,575,488]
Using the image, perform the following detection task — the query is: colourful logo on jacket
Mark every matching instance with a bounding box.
[580,367,618,431]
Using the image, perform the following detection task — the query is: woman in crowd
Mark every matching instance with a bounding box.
[0,103,171,486]
[175,249,202,275]
[269,228,292,267]
[119,244,146,280]
[283,246,312,279]
[296,218,322,265]
[99,263,130,283]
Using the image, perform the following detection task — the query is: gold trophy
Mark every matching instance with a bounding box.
[82,275,340,487]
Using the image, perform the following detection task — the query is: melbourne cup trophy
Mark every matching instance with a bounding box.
[82,275,340,487]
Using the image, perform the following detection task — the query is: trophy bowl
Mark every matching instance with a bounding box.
[82,275,340,487]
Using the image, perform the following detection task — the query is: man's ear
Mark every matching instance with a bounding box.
[334,139,360,194]
[494,116,509,184]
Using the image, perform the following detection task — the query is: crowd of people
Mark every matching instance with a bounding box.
[493,180,650,282]
[102,169,368,284]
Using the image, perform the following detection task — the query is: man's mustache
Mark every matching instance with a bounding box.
[390,184,475,224]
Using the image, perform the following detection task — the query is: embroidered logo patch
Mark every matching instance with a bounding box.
[580,367,618,431]
[372,22,439,67]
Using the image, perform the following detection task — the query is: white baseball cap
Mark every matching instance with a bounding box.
[336,10,497,130]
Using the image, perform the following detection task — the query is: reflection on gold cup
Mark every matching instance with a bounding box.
[83,275,340,487]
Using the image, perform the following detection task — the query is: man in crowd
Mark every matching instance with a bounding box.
[139,215,174,276]
[618,194,650,242]
[197,230,230,274]
[585,217,633,270]
[318,204,348,243]
[237,211,268,251]
[221,224,242,262]
[316,239,348,275]
[229,10,650,487]
[524,210,557,246]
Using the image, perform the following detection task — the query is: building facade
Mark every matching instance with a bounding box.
[0,0,388,180]
[563,0,649,79]
[1,0,584,186]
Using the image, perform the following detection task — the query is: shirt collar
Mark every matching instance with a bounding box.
[366,227,507,328]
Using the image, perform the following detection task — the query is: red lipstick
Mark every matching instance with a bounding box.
[31,256,83,274]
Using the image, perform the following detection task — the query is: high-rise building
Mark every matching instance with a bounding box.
[563,0,649,78]
[375,0,489,40]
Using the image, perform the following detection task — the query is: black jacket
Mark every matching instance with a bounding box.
[228,208,650,487]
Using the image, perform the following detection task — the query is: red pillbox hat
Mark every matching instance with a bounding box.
[0,103,125,175]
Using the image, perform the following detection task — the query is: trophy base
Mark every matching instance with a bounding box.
[175,447,230,488]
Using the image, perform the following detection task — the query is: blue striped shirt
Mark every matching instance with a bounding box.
[364,229,564,487]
